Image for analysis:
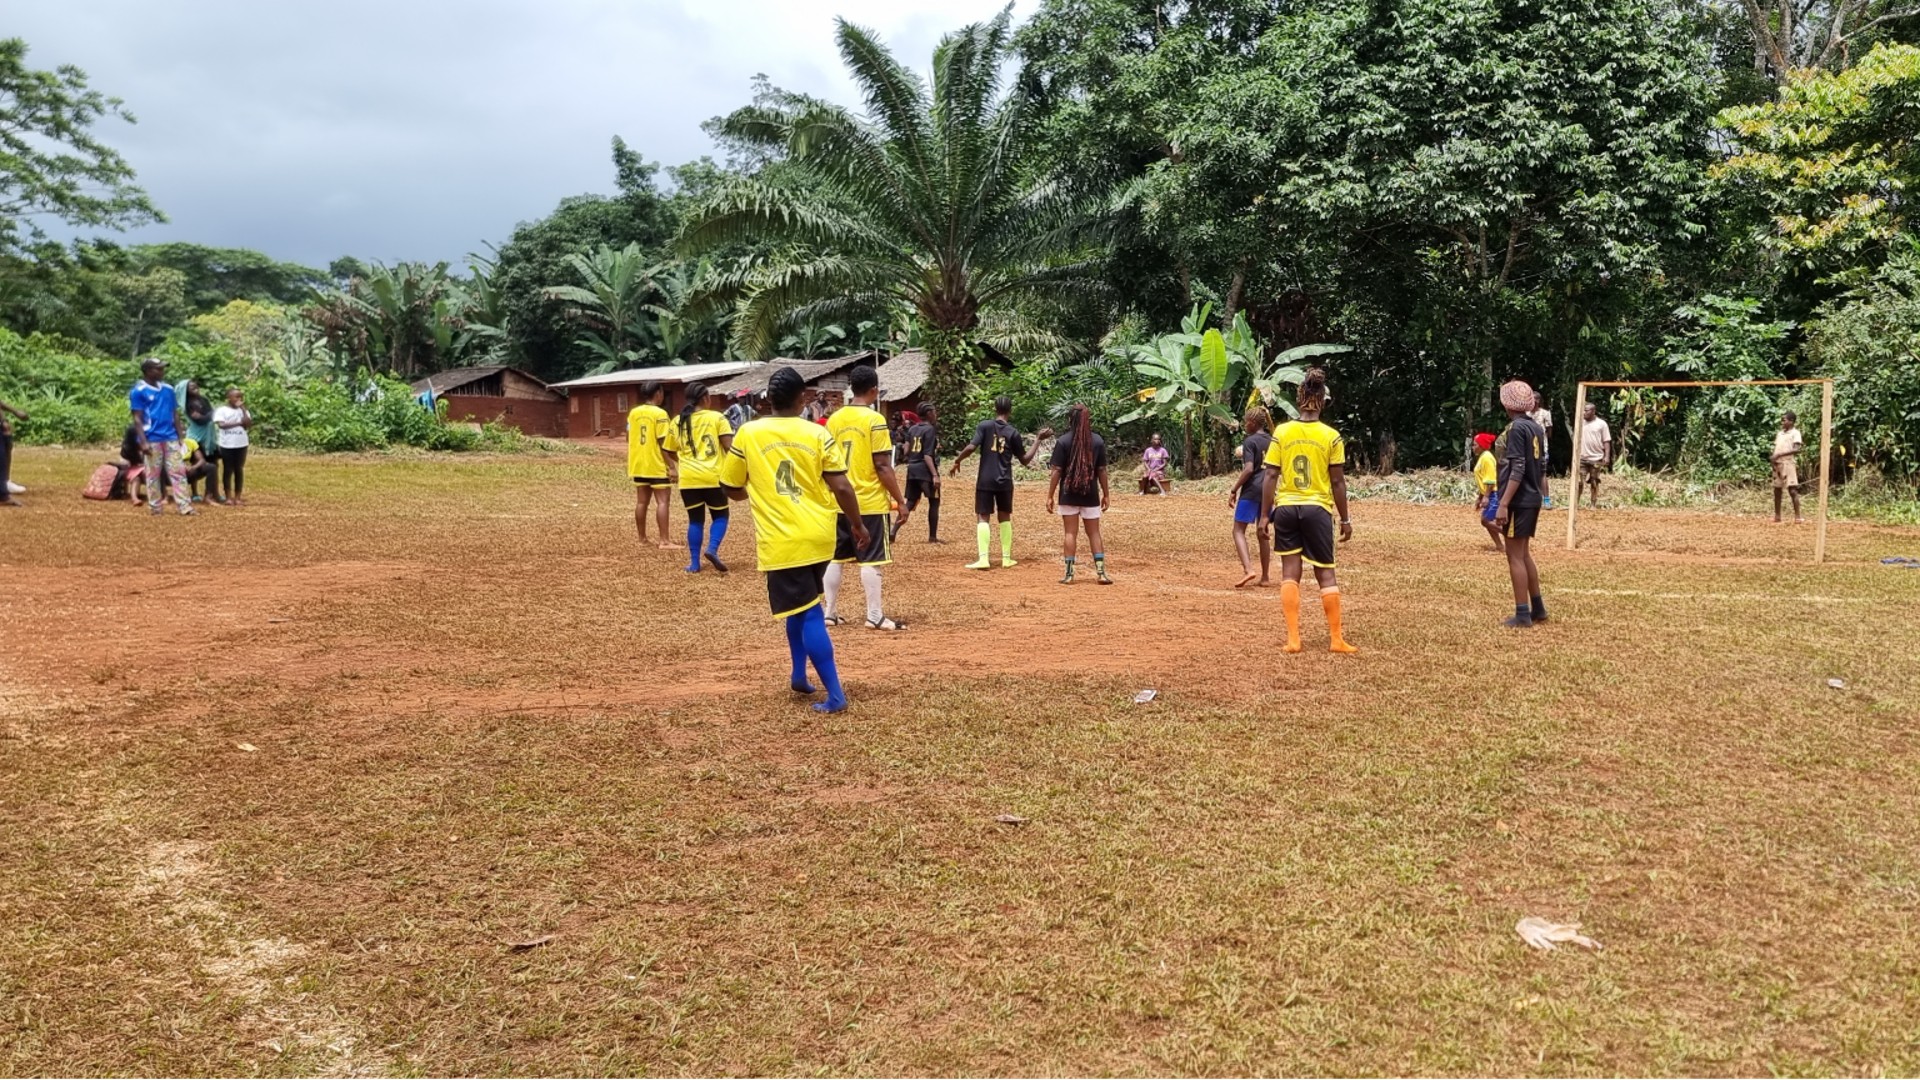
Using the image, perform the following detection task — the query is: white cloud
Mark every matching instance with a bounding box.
[12,0,1035,266]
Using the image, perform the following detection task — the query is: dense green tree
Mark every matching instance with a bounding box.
[680,11,1118,422]
[127,243,326,312]
[0,38,162,255]
[489,138,680,380]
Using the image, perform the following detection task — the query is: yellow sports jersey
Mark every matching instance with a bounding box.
[719,416,847,571]
[826,404,894,515]
[625,403,670,478]
[1474,450,1498,492]
[1263,419,1346,512]
[664,409,731,488]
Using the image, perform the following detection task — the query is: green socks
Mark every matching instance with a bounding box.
[976,522,991,560]
[999,520,1015,564]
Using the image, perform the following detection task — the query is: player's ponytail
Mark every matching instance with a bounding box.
[1297,368,1329,414]
[1244,406,1271,433]
[679,382,708,441]
[1064,402,1096,493]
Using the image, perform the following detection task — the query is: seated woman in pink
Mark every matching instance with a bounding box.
[1139,432,1171,495]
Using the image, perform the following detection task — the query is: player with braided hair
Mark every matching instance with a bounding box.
[1045,402,1112,584]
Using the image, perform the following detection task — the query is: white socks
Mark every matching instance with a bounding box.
[824,562,884,624]
[861,565,883,625]
[824,561,844,618]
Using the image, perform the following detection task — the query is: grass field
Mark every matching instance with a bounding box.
[4,444,1920,1076]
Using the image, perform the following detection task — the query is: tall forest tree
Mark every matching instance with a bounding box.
[680,11,1117,422]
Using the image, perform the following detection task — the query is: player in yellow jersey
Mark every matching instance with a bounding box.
[1259,368,1356,654]
[823,365,910,630]
[719,367,868,713]
[664,382,734,573]
[625,381,678,549]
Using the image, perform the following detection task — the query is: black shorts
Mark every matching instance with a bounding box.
[905,476,939,509]
[632,475,670,489]
[1504,503,1540,540]
[681,487,727,511]
[1270,503,1337,568]
[974,486,1014,517]
[767,561,829,618]
[834,513,893,565]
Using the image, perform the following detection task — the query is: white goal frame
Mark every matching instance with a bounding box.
[1565,379,1835,564]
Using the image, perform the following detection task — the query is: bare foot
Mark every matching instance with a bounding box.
[1255,579,1271,588]
[1795,517,1807,524]
[1329,640,1358,654]
[1283,640,1303,654]
[655,541,678,549]
[1235,572,1259,589]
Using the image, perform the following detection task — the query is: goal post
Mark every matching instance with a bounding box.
[1563,379,1836,564]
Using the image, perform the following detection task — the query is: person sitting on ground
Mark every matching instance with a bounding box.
[1139,433,1171,495]
[178,379,220,501]
[1473,432,1503,553]
[1772,410,1805,524]
[179,437,219,503]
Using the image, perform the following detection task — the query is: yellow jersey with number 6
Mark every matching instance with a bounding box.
[826,404,894,515]
[626,403,671,479]
[1264,419,1345,512]
[664,409,731,489]
[718,416,848,571]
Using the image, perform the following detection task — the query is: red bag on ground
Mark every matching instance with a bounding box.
[82,462,119,501]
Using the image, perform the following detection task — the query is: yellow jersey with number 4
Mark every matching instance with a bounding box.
[826,404,894,515]
[1264,419,1345,512]
[626,403,671,478]
[664,409,731,489]
[719,416,848,571]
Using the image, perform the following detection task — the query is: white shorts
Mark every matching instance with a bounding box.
[1059,503,1102,519]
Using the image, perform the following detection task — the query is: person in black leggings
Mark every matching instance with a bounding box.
[213,387,253,504]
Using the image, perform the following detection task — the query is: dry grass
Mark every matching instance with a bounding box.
[4,445,1920,1076]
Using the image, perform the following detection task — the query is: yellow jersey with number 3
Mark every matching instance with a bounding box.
[719,416,848,571]
[826,404,894,515]
[664,409,731,489]
[1264,419,1345,512]
[626,403,670,478]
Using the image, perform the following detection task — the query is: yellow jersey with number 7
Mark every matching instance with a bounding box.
[718,416,848,571]
[1264,419,1345,513]
[826,404,895,515]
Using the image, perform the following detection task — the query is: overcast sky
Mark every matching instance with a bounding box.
[17,0,1035,268]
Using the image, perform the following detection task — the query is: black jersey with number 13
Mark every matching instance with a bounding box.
[971,418,1025,490]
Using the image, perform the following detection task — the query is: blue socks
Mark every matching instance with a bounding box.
[685,519,704,572]
[785,614,814,693]
[707,512,729,555]
[785,605,846,712]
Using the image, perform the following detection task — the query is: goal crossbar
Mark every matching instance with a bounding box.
[1565,379,1835,564]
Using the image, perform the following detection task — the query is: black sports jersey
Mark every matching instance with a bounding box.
[1498,416,1545,510]
[971,418,1025,490]
[1048,432,1107,506]
[1239,431,1273,499]
[904,422,939,480]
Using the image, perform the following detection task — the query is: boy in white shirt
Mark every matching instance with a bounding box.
[1578,402,1611,509]
[1771,410,1805,524]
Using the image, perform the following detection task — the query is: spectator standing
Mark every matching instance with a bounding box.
[0,398,27,507]
[213,388,253,505]
[1578,402,1612,508]
[1772,410,1805,524]
[131,358,193,516]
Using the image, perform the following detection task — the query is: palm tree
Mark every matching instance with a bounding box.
[543,243,659,369]
[679,10,1115,421]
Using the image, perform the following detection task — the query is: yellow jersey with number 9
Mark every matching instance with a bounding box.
[1264,419,1345,512]
[664,409,731,488]
[826,404,894,515]
[718,416,848,571]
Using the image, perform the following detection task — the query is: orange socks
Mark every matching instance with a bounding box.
[1281,581,1303,652]
[1324,586,1356,653]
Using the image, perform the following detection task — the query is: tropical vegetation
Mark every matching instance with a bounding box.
[1,6,1919,480]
